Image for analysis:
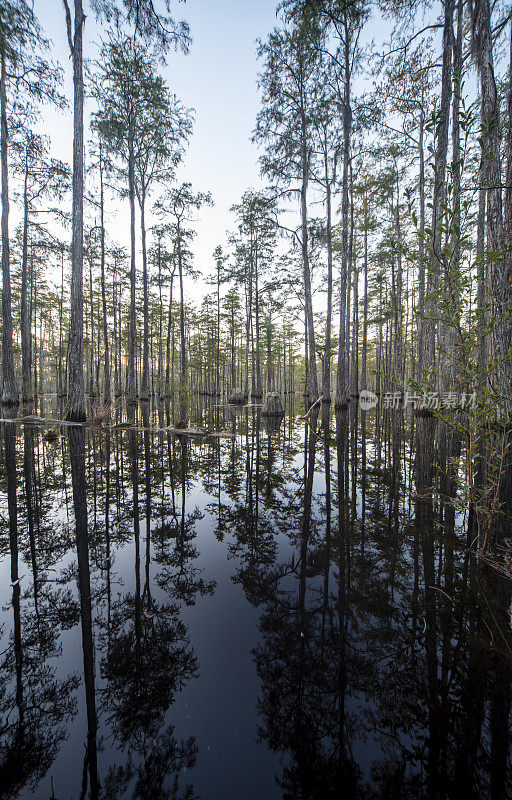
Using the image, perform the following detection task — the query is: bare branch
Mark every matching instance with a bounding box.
[62,0,74,55]
[377,24,443,62]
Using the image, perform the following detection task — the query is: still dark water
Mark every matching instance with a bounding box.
[0,399,511,799]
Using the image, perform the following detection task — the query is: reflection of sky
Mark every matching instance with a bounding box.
[33,0,278,292]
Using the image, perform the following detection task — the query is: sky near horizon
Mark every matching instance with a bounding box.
[36,0,281,283]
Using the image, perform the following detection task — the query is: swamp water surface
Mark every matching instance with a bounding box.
[0,400,511,799]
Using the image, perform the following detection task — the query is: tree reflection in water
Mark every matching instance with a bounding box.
[0,414,77,798]
[0,399,510,799]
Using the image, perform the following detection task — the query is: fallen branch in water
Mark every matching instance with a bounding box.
[299,395,324,420]
[166,426,206,436]
[1,415,238,438]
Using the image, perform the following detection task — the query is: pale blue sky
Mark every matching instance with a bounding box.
[36,0,280,281]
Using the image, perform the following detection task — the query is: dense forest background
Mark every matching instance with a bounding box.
[0,0,511,539]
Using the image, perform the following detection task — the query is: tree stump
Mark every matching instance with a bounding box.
[261,392,284,417]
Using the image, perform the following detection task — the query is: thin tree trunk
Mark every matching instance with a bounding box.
[323,149,333,402]
[165,272,174,396]
[0,46,18,407]
[157,237,164,400]
[351,225,359,397]
[140,190,150,400]
[126,142,137,409]
[177,234,187,424]
[88,243,95,398]
[422,0,454,374]
[417,103,426,374]
[440,0,463,394]
[66,0,86,421]
[216,255,221,395]
[254,248,263,398]
[300,109,318,402]
[335,31,351,407]
[99,144,111,408]
[244,280,250,397]
[394,171,403,388]
[112,267,120,397]
[477,186,487,373]
[21,147,32,406]
[361,188,369,390]
[58,247,65,400]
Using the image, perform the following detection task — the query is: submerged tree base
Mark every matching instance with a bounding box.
[261,392,284,417]
[414,407,435,419]
[1,395,19,409]
[228,390,248,405]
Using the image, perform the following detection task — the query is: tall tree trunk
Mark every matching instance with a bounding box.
[165,272,174,396]
[394,172,403,388]
[300,109,318,402]
[88,245,95,398]
[502,18,512,392]
[99,144,111,408]
[351,224,359,398]
[361,188,369,390]
[244,281,250,397]
[112,268,120,397]
[473,0,510,396]
[33,266,38,412]
[157,238,164,400]
[140,190,150,401]
[505,18,512,255]
[21,148,32,406]
[417,102,426,374]
[126,142,137,409]
[440,0,463,394]
[177,234,187,425]
[349,183,357,397]
[323,148,333,402]
[421,0,454,375]
[216,259,221,396]
[477,185,487,373]
[335,32,351,407]
[254,249,263,398]
[58,247,65,400]
[0,47,18,407]
[66,0,86,420]
[231,303,236,389]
